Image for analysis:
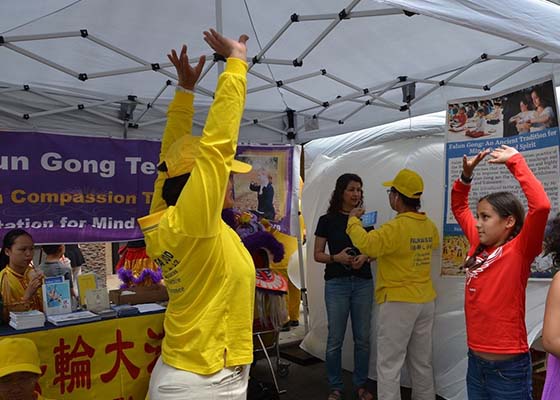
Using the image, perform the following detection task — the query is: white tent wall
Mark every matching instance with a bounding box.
[3,1,560,143]
[300,136,551,400]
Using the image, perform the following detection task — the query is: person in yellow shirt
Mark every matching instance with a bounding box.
[0,229,43,323]
[138,30,255,399]
[346,169,439,400]
[0,337,54,400]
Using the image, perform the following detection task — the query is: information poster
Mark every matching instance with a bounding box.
[442,77,560,279]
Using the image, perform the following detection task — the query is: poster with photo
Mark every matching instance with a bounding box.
[233,145,294,234]
[442,77,560,279]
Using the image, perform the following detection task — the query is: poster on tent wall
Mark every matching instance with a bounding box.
[232,145,294,234]
[0,131,294,243]
[442,77,560,279]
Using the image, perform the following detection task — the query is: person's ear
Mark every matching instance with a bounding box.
[505,215,516,229]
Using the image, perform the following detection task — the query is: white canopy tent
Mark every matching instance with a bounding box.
[1,0,560,142]
[2,2,560,398]
[301,126,551,400]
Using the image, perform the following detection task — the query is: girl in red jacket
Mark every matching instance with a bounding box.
[451,145,550,399]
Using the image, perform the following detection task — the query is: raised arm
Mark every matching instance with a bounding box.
[490,146,550,259]
[451,149,490,245]
[150,46,206,214]
[174,30,249,236]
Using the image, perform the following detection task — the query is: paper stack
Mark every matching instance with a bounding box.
[47,311,101,327]
[9,310,46,330]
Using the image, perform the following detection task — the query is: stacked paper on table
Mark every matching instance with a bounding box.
[47,311,101,327]
[9,310,45,330]
[135,303,166,314]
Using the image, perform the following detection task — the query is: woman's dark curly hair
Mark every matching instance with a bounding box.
[327,173,363,214]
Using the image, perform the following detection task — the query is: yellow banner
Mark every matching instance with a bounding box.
[5,312,164,400]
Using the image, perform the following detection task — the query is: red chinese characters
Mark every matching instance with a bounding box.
[144,327,164,373]
[53,336,95,394]
[101,329,140,382]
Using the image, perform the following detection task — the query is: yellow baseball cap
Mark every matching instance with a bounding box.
[158,135,252,178]
[383,168,424,199]
[0,338,41,378]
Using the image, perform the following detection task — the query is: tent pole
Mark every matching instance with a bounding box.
[215,0,224,75]
[288,110,309,335]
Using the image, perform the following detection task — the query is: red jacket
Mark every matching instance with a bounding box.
[451,153,550,353]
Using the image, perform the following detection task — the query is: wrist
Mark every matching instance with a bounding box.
[176,85,194,94]
[460,172,473,184]
[329,254,335,263]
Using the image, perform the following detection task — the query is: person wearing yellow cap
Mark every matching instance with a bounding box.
[346,168,439,400]
[0,337,53,400]
[138,29,254,399]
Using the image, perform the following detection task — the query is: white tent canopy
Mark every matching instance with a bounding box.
[300,130,551,400]
[2,0,560,142]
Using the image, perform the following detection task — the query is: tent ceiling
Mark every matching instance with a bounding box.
[1,0,560,143]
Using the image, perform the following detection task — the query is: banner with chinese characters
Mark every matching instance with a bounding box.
[3,312,164,400]
[442,77,560,279]
[0,131,297,242]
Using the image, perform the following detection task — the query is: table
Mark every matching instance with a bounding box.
[0,311,165,400]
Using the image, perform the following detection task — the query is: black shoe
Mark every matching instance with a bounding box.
[289,320,299,327]
[281,322,291,332]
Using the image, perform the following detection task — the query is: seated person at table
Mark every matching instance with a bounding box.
[0,337,53,400]
[39,245,76,297]
[0,229,43,322]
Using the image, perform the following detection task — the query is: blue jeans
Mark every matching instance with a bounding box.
[467,350,533,399]
[325,276,373,391]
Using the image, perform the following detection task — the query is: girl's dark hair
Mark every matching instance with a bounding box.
[0,229,33,270]
[461,191,525,270]
[480,192,525,239]
[327,173,363,214]
[162,173,191,206]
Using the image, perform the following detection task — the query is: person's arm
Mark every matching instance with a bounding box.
[173,31,249,236]
[492,148,550,259]
[149,46,206,214]
[543,273,560,357]
[451,149,490,246]
[346,212,399,258]
[313,236,353,265]
[509,112,521,124]
[529,107,554,125]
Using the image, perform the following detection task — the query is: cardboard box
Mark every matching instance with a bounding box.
[109,285,168,305]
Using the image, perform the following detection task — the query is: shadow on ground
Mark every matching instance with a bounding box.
[249,341,447,400]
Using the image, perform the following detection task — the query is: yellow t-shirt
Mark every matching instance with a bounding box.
[138,58,255,375]
[347,212,439,304]
[0,265,43,321]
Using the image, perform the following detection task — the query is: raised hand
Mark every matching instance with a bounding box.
[203,28,248,61]
[488,144,519,164]
[349,207,365,219]
[23,272,44,301]
[167,45,206,90]
[462,149,490,178]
